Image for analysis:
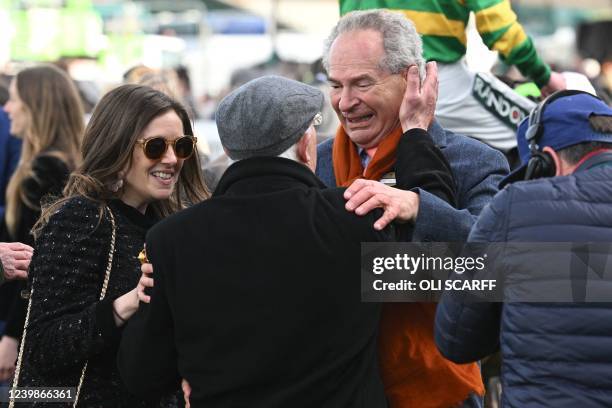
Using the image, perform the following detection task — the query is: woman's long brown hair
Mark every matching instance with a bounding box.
[34,84,209,237]
[5,64,84,237]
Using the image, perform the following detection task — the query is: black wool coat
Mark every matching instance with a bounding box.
[119,157,395,407]
[118,129,456,408]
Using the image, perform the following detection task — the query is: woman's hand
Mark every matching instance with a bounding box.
[112,262,155,326]
[0,335,19,381]
[112,288,139,327]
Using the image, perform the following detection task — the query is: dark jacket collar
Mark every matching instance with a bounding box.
[575,151,612,173]
[214,157,326,197]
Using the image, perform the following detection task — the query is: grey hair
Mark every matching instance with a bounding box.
[277,143,299,161]
[322,9,425,80]
[278,124,317,162]
[230,144,297,163]
[229,144,297,163]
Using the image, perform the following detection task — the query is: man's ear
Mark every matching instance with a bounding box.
[297,131,312,165]
[542,146,563,176]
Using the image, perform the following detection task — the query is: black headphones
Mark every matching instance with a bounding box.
[523,89,596,180]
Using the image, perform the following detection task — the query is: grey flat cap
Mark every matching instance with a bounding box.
[216,75,324,160]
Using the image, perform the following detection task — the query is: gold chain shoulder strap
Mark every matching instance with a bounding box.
[9,206,116,408]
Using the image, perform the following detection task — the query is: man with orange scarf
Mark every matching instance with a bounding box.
[316,10,509,408]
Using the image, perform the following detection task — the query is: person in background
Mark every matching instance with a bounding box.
[0,77,8,105]
[0,65,84,384]
[0,79,22,227]
[435,90,612,407]
[0,79,26,384]
[0,80,26,285]
[174,65,200,119]
[0,80,30,284]
[124,65,192,119]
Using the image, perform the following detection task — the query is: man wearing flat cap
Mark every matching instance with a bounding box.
[436,90,612,407]
[117,74,456,407]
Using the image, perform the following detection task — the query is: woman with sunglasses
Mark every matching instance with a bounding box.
[14,84,209,407]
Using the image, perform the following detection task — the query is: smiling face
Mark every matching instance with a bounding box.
[327,29,406,149]
[121,110,186,213]
[3,79,30,137]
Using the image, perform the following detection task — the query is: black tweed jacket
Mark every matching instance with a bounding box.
[18,197,178,407]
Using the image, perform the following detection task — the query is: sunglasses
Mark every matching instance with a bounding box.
[136,136,197,160]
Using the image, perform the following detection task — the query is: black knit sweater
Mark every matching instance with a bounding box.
[17,197,178,407]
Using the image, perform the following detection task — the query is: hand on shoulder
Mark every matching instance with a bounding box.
[344,179,420,230]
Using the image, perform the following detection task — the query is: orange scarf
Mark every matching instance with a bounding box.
[332,124,404,185]
[332,125,484,408]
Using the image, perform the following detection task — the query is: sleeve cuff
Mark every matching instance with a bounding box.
[402,128,434,144]
[94,298,123,345]
[530,62,551,89]
[4,282,27,339]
